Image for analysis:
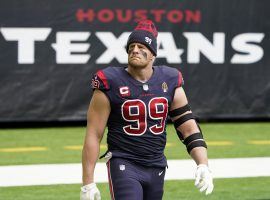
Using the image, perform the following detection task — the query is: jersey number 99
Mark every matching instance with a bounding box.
[121,97,168,136]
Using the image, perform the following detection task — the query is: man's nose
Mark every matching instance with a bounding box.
[131,45,140,53]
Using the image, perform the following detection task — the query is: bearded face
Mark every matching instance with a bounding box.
[128,43,154,68]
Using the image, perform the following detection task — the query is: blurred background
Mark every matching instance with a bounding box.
[0,0,270,199]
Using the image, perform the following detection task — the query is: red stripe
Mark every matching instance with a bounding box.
[178,71,183,87]
[97,70,109,89]
[106,161,115,200]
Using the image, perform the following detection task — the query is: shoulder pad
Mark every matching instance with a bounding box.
[158,65,184,87]
[91,69,110,90]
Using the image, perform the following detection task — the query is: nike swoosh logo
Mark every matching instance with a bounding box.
[158,170,164,176]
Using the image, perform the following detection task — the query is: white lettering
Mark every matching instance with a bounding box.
[183,32,225,63]
[95,32,129,64]
[51,32,90,64]
[157,32,183,63]
[0,28,51,64]
[231,33,265,64]
[0,29,265,65]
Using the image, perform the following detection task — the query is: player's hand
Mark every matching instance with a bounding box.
[80,183,101,200]
[195,164,214,195]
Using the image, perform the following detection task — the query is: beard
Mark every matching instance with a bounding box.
[128,58,148,68]
[128,50,149,68]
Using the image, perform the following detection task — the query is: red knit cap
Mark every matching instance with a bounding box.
[126,19,158,56]
[134,20,158,38]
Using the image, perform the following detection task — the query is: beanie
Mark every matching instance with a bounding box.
[126,20,158,56]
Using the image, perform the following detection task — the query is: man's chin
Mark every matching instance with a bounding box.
[129,60,138,65]
[129,62,145,68]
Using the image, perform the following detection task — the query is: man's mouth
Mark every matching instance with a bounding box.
[130,56,140,59]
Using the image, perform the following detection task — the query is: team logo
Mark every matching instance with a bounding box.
[162,82,168,92]
[119,164,125,171]
[119,86,130,97]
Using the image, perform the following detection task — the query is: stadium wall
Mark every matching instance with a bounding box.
[0,0,269,122]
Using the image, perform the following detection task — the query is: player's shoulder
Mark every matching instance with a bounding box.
[154,65,182,77]
[100,66,123,73]
[92,66,124,90]
[154,65,183,87]
[97,66,123,78]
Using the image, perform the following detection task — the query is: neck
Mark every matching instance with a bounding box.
[127,65,153,83]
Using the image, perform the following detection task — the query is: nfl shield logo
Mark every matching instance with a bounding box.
[143,84,149,91]
[119,164,125,171]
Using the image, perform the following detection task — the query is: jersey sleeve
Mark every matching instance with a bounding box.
[158,65,184,89]
[166,66,184,88]
[176,70,184,88]
[91,70,110,91]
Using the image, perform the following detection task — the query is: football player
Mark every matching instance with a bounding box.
[81,19,214,200]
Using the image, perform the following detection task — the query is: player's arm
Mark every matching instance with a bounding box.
[169,87,213,195]
[81,89,110,200]
[170,87,207,164]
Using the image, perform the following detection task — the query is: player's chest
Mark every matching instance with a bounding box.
[116,81,171,99]
[109,82,173,112]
